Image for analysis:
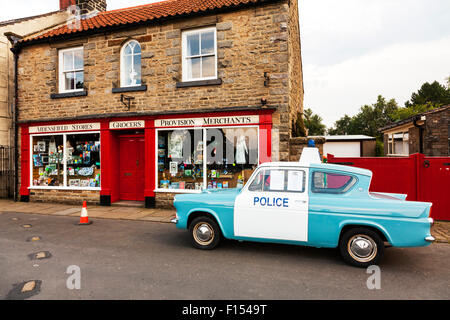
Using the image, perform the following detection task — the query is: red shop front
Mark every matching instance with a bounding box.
[19,108,274,208]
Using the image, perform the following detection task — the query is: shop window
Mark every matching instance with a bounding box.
[59,47,84,93]
[32,135,64,187]
[182,27,217,82]
[121,40,142,87]
[157,129,204,190]
[206,128,258,189]
[66,133,101,188]
[31,133,100,189]
[156,127,259,192]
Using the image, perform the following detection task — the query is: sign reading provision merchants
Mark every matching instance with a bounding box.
[155,115,260,127]
[29,123,101,134]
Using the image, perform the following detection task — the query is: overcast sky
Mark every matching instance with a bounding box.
[1,0,449,127]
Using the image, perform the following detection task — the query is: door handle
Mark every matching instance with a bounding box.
[124,173,132,176]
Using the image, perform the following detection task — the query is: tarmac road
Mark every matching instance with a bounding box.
[0,211,449,300]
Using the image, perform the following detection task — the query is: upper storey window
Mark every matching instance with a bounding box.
[59,47,84,93]
[182,27,217,82]
[121,40,142,87]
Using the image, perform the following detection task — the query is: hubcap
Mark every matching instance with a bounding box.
[193,222,214,245]
[348,235,377,263]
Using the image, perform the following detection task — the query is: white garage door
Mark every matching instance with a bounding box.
[324,142,361,157]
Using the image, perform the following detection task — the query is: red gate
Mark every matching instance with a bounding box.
[327,153,450,221]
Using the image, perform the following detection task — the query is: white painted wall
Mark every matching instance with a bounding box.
[324,141,361,157]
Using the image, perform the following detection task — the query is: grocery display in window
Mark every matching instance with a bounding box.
[157,129,204,190]
[66,133,101,188]
[206,127,258,189]
[30,132,100,189]
[32,135,64,187]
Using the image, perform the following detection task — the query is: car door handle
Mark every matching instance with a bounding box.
[295,200,307,204]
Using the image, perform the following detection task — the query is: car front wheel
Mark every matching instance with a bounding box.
[339,228,385,268]
[189,216,221,250]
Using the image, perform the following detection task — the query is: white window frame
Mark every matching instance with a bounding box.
[182,27,218,82]
[155,125,260,194]
[120,40,142,88]
[58,47,84,93]
[29,131,101,191]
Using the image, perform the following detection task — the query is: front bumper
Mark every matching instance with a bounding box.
[425,236,435,243]
[171,218,179,224]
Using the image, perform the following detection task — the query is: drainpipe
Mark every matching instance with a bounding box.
[413,115,424,154]
[6,33,22,201]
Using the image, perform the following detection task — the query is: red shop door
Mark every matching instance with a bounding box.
[119,136,145,201]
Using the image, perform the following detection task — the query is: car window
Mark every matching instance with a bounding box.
[311,171,356,194]
[248,169,305,193]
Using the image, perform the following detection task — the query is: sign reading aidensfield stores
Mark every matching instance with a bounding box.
[29,123,101,134]
[155,115,260,127]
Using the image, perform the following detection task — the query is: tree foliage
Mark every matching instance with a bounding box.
[405,80,450,108]
[327,95,398,140]
[303,108,326,136]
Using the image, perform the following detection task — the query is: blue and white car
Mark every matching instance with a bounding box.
[171,148,435,267]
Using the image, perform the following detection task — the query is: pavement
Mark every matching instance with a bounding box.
[0,199,176,223]
[0,199,448,244]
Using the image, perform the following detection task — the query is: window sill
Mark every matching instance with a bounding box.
[176,78,222,88]
[50,91,88,99]
[29,186,101,191]
[112,85,147,93]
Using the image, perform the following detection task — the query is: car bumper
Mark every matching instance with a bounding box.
[425,236,435,243]
[171,218,179,224]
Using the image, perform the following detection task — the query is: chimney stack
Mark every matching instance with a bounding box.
[60,0,107,15]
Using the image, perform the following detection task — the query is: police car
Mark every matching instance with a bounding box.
[171,147,435,267]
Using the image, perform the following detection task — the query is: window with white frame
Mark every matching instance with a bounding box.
[31,132,101,189]
[59,47,84,93]
[182,27,217,82]
[387,131,409,156]
[121,40,142,87]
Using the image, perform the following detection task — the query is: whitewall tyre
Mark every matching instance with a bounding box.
[189,216,222,250]
[339,227,385,268]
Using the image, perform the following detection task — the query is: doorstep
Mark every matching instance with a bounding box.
[0,199,175,223]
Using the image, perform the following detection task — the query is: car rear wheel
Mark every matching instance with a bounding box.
[339,228,384,268]
[189,216,221,250]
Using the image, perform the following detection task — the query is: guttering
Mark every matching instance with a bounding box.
[7,33,22,201]
[413,115,424,154]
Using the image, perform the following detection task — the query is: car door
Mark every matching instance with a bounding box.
[234,167,309,242]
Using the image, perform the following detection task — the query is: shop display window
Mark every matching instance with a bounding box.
[32,135,64,187]
[156,127,259,192]
[206,127,258,189]
[31,132,100,189]
[157,129,204,191]
[66,133,101,188]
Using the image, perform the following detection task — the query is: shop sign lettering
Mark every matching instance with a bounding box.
[110,121,145,129]
[29,123,101,134]
[155,116,259,127]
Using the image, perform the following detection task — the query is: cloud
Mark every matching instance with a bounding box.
[304,36,450,127]
[300,0,450,66]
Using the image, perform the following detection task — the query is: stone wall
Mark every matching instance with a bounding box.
[424,108,449,156]
[289,137,325,162]
[29,188,99,205]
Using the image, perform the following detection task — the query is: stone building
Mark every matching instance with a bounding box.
[380,105,450,157]
[13,0,304,208]
[0,5,72,147]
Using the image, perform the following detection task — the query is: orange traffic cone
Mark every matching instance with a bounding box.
[78,201,93,225]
